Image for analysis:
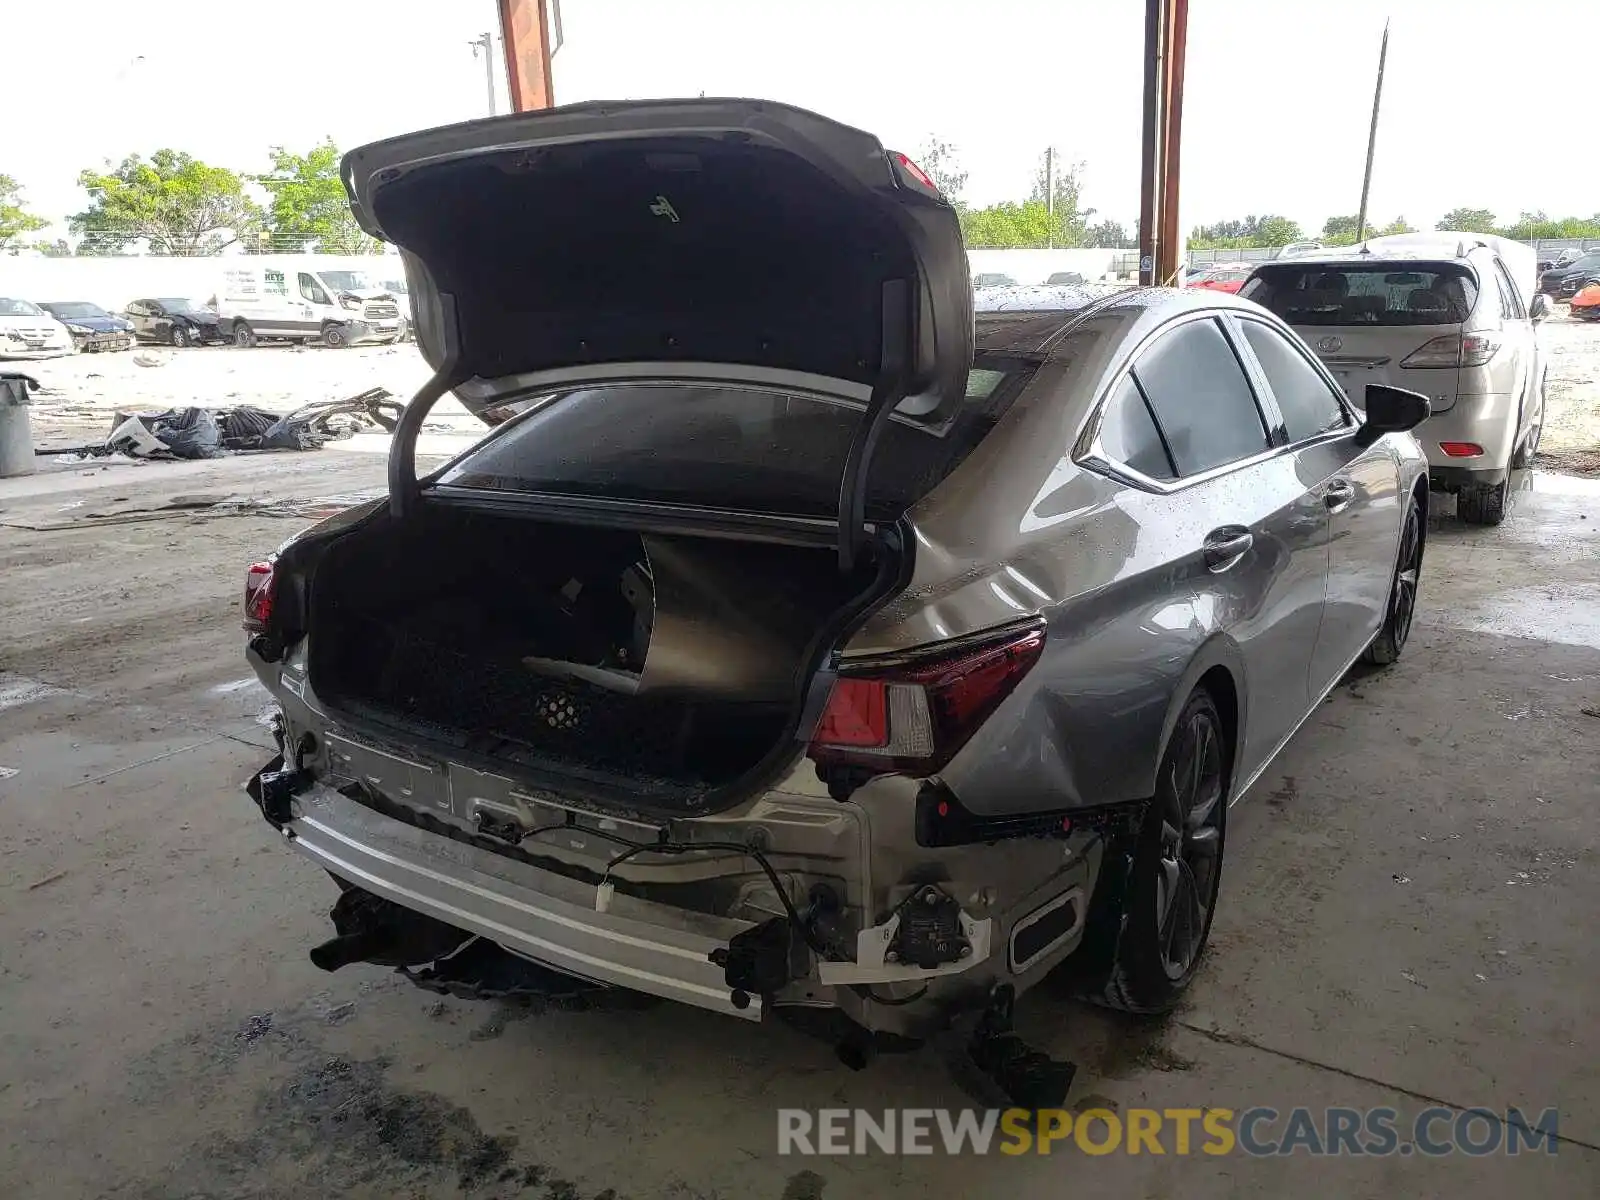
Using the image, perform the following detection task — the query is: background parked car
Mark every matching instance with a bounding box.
[1044,270,1086,285]
[1241,235,1547,526]
[1572,283,1600,322]
[0,297,74,359]
[972,272,1018,289]
[124,298,227,347]
[1537,250,1600,298]
[1188,263,1254,294]
[1275,241,1325,259]
[37,302,135,352]
[1536,247,1590,272]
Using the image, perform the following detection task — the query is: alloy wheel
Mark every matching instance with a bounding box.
[1155,709,1225,980]
[1391,506,1421,649]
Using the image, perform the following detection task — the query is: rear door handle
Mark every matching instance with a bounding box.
[1202,528,1254,572]
[1323,479,1356,512]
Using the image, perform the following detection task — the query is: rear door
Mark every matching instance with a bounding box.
[1232,315,1399,692]
[1483,255,1535,446]
[1241,262,1469,416]
[1119,314,1330,782]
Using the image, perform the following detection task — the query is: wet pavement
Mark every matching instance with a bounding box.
[1,452,1598,1198]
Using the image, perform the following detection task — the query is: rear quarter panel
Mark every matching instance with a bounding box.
[846,322,1245,818]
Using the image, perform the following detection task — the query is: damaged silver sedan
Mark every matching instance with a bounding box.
[243,99,1432,1107]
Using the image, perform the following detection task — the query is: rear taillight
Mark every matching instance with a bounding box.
[889,150,941,197]
[1401,333,1500,369]
[243,561,276,632]
[808,623,1046,777]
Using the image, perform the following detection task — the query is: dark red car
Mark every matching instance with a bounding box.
[1188,264,1254,294]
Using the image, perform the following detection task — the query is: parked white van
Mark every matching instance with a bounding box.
[217,260,404,348]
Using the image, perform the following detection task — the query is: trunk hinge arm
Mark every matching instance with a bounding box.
[836,279,912,572]
[388,294,466,520]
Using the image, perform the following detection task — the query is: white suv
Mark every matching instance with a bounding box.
[1241,234,1549,524]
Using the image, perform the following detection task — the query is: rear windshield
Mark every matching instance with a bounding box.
[1241,264,1478,326]
[436,367,1025,521]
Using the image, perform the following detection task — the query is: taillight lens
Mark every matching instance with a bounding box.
[243,561,276,632]
[808,623,1046,777]
[1401,333,1500,369]
[889,151,940,196]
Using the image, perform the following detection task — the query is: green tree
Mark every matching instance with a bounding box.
[71,151,262,255]
[1498,210,1600,240]
[1189,214,1303,248]
[960,200,1057,249]
[1321,214,1361,245]
[1082,218,1131,248]
[1375,216,1415,235]
[1029,151,1091,246]
[913,136,967,208]
[0,174,49,250]
[1437,207,1497,234]
[259,138,381,255]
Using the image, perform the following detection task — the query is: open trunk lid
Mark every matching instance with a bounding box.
[341,98,973,417]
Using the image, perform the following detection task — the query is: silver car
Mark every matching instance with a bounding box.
[1241,237,1550,525]
[242,100,1431,1107]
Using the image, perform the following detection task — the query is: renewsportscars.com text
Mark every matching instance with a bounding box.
[777,1106,1560,1157]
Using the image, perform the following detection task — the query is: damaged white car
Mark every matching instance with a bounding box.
[243,99,1430,1106]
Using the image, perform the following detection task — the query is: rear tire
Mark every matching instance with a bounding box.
[1363,494,1422,665]
[1458,478,1508,526]
[1099,689,1228,1015]
[232,321,257,348]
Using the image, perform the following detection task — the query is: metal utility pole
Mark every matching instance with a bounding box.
[1355,19,1391,243]
[1137,0,1164,286]
[1155,0,1190,286]
[498,0,557,111]
[1045,146,1055,248]
[1137,0,1189,285]
[469,32,497,116]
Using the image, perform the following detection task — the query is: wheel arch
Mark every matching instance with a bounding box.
[1155,638,1245,802]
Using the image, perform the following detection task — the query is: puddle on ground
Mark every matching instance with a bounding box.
[1446,586,1600,650]
[1522,469,1600,498]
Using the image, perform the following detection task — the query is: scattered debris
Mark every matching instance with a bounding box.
[1401,970,1425,987]
[238,1012,275,1044]
[1392,874,1411,884]
[132,349,170,368]
[1475,973,1487,982]
[41,388,404,462]
[0,765,17,779]
[26,870,67,891]
[1581,705,1600,719]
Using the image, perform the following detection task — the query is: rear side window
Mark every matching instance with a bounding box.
[1238,320,1349,442]
[1241,264,1479,326]
[1491,259,1525,319]
[437,367,1026,520]
[1132,319,1270,476]
[1098,376,1176,480]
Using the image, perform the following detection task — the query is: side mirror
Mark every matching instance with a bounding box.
[1529,293,1552,323]
[1354,384,1431,448]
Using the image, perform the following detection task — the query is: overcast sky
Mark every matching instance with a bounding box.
[7,0,1597,240]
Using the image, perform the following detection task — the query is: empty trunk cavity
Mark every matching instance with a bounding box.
[308,506,889,803]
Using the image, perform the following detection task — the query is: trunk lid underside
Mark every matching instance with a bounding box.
[341,97,973,418]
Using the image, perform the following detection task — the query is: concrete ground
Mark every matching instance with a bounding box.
[3,445,1599,1199]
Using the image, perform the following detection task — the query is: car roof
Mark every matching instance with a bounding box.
[974,285,1264,358]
